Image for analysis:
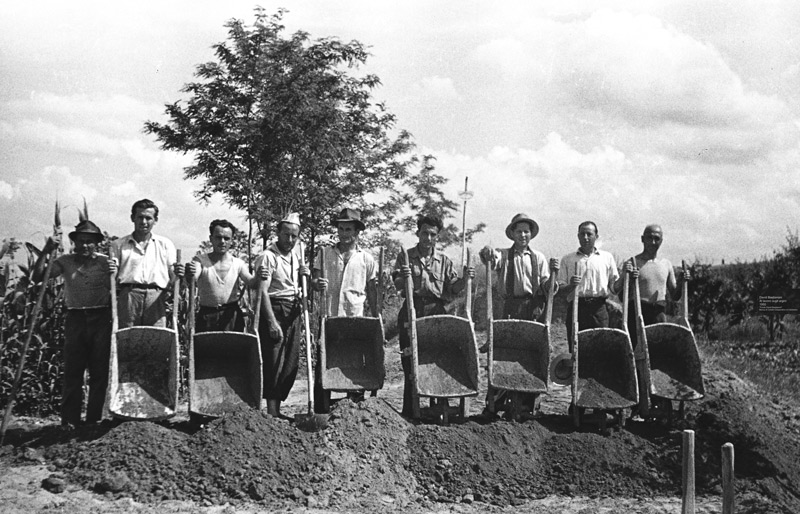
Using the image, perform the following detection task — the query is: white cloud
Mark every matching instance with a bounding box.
[110,181,138,197]
[0,181,13,200]
[413,76,462,101]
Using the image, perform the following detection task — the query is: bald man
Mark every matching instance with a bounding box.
[623,224,690,347]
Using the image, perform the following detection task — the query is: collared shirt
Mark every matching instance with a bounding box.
[392,245,459,301]
[314,245,376,317]
[559,247,619,302]
[110,233,176,289]
[255,241,305,299]
[53,253,111,309]
[621,255,676,306]
[192,254,248,307]
[490,246,550,298]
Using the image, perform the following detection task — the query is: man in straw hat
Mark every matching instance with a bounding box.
[479,213,560,321]
[559,221,625,352]
[254,213,309,417]
[392,214,475,417]
[110,199,177,328]
[175,219,266,333]
[311,208,378,318]
[36,220,117,427]
[479,213,559,417]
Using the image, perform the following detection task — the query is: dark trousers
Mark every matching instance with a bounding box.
[398,297,446,416]
[627,301,666,349]
[258,298,301,401]
[501,295,546,321]
[566,297,609,353]
[196,302,245,333]
[62,308,112,424]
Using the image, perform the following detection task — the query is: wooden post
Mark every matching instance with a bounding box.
[682,429,695,514]
[722,442,735,514]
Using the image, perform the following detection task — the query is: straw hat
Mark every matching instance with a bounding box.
[549,352,573,386]
[505,213,540,240]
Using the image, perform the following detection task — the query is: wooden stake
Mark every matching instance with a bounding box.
[682,429,695,514]
[722,442,735,514]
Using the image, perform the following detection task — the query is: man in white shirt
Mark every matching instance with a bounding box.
[559,221,624,352]
[311,208,378,317]
[110,199,177,328]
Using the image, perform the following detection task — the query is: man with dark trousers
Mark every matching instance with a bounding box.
[392,214,475,417]
[37,220,117,427]
[254,213,309,417]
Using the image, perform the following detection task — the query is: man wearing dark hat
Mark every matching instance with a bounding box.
[311,208,378,317]
[479,213,560,321]
[392,214,475,417]
[110,199,177,328]
[37,220,117,427]
[254,213,310,417]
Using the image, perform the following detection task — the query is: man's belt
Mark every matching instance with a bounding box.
[198,301,239,312]
[578,296,607,304]
[120,283,162,290]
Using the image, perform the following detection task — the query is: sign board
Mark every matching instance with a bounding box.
[757,288,800,314]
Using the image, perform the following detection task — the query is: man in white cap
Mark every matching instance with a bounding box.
[110,199,177,328]
[254,213,309,417]
[36,220,117,427]
[479,213,559,321]
[311,208,378,317]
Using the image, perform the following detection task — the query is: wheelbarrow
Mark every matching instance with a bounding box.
[186,268,263,420]
[484,259,557,420]
[402,246,480,424]
[644,261,704,422]
[107,250,181,421]
[315,247,386,413]
[570,267,638,431]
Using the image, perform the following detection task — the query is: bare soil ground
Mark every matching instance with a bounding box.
[2,322,800,513]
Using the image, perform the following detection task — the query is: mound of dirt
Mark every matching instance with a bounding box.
[3,359,795,513]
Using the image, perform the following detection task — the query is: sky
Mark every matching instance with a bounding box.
[1,1,799,266]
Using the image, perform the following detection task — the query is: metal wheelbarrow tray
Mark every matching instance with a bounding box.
[108,326,180,420]
[574,327,638,410]
[490,319,549,393]
[415,314,480,399]
[320,316,386,392]
[189,331,263,417]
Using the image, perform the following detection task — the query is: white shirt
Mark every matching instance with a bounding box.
[255,241,306,299]
[559,248,619,302]
[111,233,176,289]
[314,245,376,317]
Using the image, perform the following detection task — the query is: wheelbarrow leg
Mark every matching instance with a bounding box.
[486,386,496,414]
[439,398,449,425]
[678,400,685,420]
[370,389,378,398]
[459,397,469,421]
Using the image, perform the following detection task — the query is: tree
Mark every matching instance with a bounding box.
[363,155,485,260]
[144,8,414,259]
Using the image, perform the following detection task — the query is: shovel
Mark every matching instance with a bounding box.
[294,259,328,432]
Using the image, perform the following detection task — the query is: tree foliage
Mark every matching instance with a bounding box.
[144,8,414,245]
